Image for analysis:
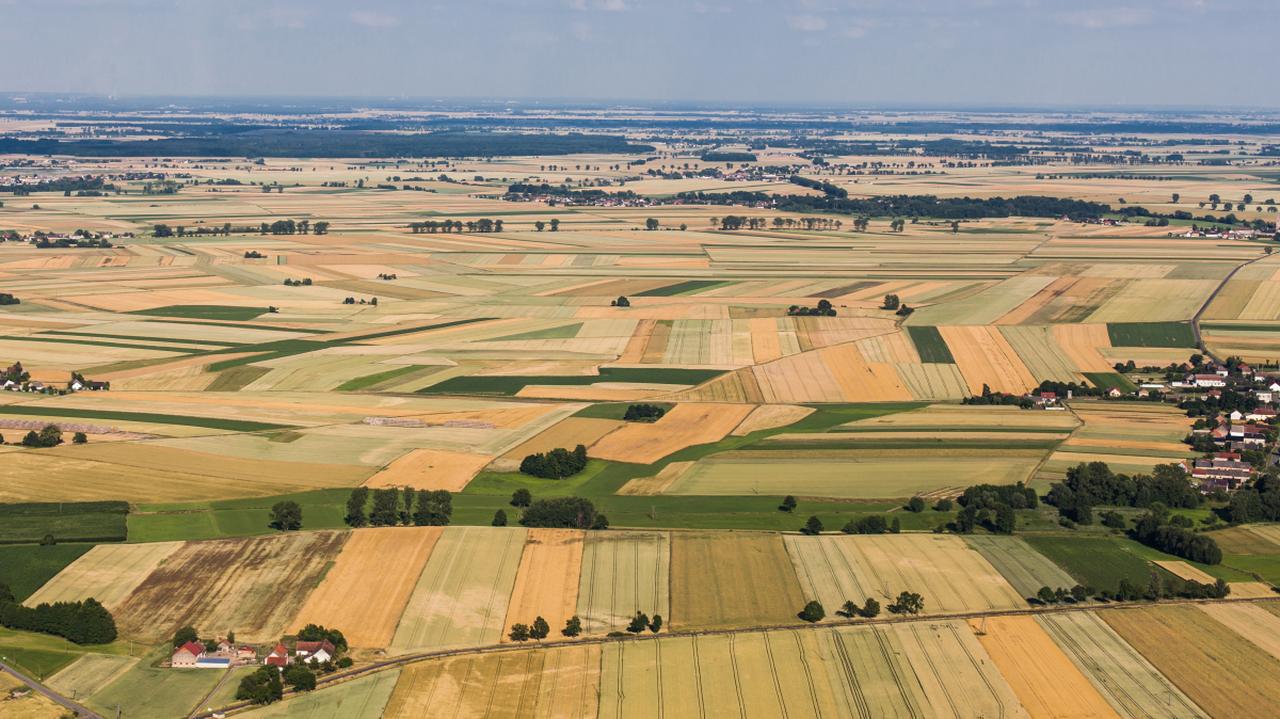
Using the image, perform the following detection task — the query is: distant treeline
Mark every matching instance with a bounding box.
[0,583,117,645]
[675,191,1111,220]
[700,151,757,162]
[0,176,114,195]
[788,175,848,198]
[505,183,640,201]
[0,131,654,159]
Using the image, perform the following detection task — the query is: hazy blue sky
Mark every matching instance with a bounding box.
[1,0,1273,107]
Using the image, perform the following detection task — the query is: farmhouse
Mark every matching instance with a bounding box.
[171,641,205,668]
[1190,374,1226,388]
[294,639,336,664]
[264,642,290,668]
[1191,452,1254,492]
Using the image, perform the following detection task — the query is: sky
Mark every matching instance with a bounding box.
[0,0,1274,108]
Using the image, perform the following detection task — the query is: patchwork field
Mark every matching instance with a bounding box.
[291,526,443,649]
[238,669,402,719]
[588,402,754,464]
[113,531,348,643]
[577,531,671,635]
[669,532,804,629]
[785,534,1025,615]
[390,526,526,653]
[1103,605,1280,717]
[385,644,600,719]
[45,654,140,703]
[965,536,1078,598]
[23,541,183,610]
[502,529,585,641]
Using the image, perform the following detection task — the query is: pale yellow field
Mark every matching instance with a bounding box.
[24,542,185,610]
[501,529,585,641]
[365,448,493,491]
[939,325,1039,394]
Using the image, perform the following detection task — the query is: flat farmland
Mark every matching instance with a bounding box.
[1102,605,1280,717]
[668,455,1039,499]
[45,654,140,703]
[23,541,184,610]
[1037,612,1207,719]
[965,536,1077,598]
[587,403,754,464]
[502,529,585,641]
[237,669,401,719]
[785,534,1025,614]
[113,531,348,643]
[830,620,1028,718]
[971,615,1120,718]
[938,325,1039,395]
[365,448,493,491]
[86,658,225,719]
[291,526,443,649]
[577,531,670,635]
[598,630,852,719]
[390,526,526,652]
[1196,602,1280,660]
[385,644,600,719]
[669,532,805,630]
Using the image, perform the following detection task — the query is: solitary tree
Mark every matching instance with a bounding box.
[648,614,663,633]
[860,598,880,618]
[492,509,508,527]
[802,516,824,535]
[530,616,550,640]
[562,615,582,637]
[509,623,531,642]
[645,218,660,231]
[511,488,532,507]
[780,495,797,513]
[269,501,302,531]
[906,496,926,512]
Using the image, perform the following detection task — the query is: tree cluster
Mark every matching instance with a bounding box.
[622,403,666,422]
[20,424,62,448]
[408,218,504,233]
[344,487,452,528]
[787,299,837,317]
[1132,504,1222,564]
[0,583,116,645]
[1227,471,1280,523]
[841,515,900,535]
[838,598,880,618]
[518,496,607,530]
[519,444,589,479]
[1045,462,1200,528]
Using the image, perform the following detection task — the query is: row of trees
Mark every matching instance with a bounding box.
[344,487,453,528]
[408,218,504,233]
[787,299,837,317]
[798,591,923,623]
[519,444,589,479]
[153,220,328,238]
[518,496,608,530]
[0,583,116,645]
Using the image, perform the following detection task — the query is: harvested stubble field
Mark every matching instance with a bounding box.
[23,541,183,610]
[970,615,1121,718]
[785,534,1025,615]
[365,448,494,491]
[390,526,527,653]
[502,529,585,642]
[113,531,348,643]
[1102,604,1280,717]
[291,526,443,649]
[1195,602,1280,660]
[577,531,670,635]
[1037,611,1206,719]
[669,532,805,630]
[385,643,600,719]
[587,402,754,464]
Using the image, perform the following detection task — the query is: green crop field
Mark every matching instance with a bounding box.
[0,544,95,601]
[907,325,956,363]
[0,501,128,544]
[0,405,291,432]
[130,305,268,321]
[1107,321,1197,348]
[1023,535,1163,591]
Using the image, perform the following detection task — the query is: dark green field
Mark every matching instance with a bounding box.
[1107,321,1197,348]
[130,304,268,321]
[1083,372,1139,392]
[1023,534,1161,591]
[0,502,128,544]
[572,401,675,420]
[907,326,956,363]
[0,544,94,601]
[636,280,730,297]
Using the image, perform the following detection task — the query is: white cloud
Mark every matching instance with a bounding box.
[787,13,828,31]
[569,0,627,10]
[350,10,400,28]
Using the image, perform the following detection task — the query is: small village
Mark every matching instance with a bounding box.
[2,362,109,394]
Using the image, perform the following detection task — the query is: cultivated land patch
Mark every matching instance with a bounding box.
[971,615,1121,719]
[24,541,184,610]
[576,531,670,635]
[237,669,401,719]
[502,529,585,642]
[1196,602,1280,661]
[669,532,805,630]
[1103,604,1280,717]
[114,531,348,643]
[385,643,600,719]
[0,544,95,603]
[86,658,224,719]
[365,448,493,491]
[729,403,814,436]
[785,534,1025,615]
[965,535,1078,599]
[1037,612,1207,719]
[390,526,526,653]
[588,402,754,464]
[1021,536,1158,592]
[45,654,140,703]
[291,526,443,649]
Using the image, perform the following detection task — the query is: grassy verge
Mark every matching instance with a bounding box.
[0,502,127,544]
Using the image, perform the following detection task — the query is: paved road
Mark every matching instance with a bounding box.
[0,659,102,718]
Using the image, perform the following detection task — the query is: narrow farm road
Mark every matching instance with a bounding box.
[0,659,103,718]
[1192,249,1270,363]
[193,591,1280,718]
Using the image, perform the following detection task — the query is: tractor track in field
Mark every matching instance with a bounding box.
[193,590,1279,717]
